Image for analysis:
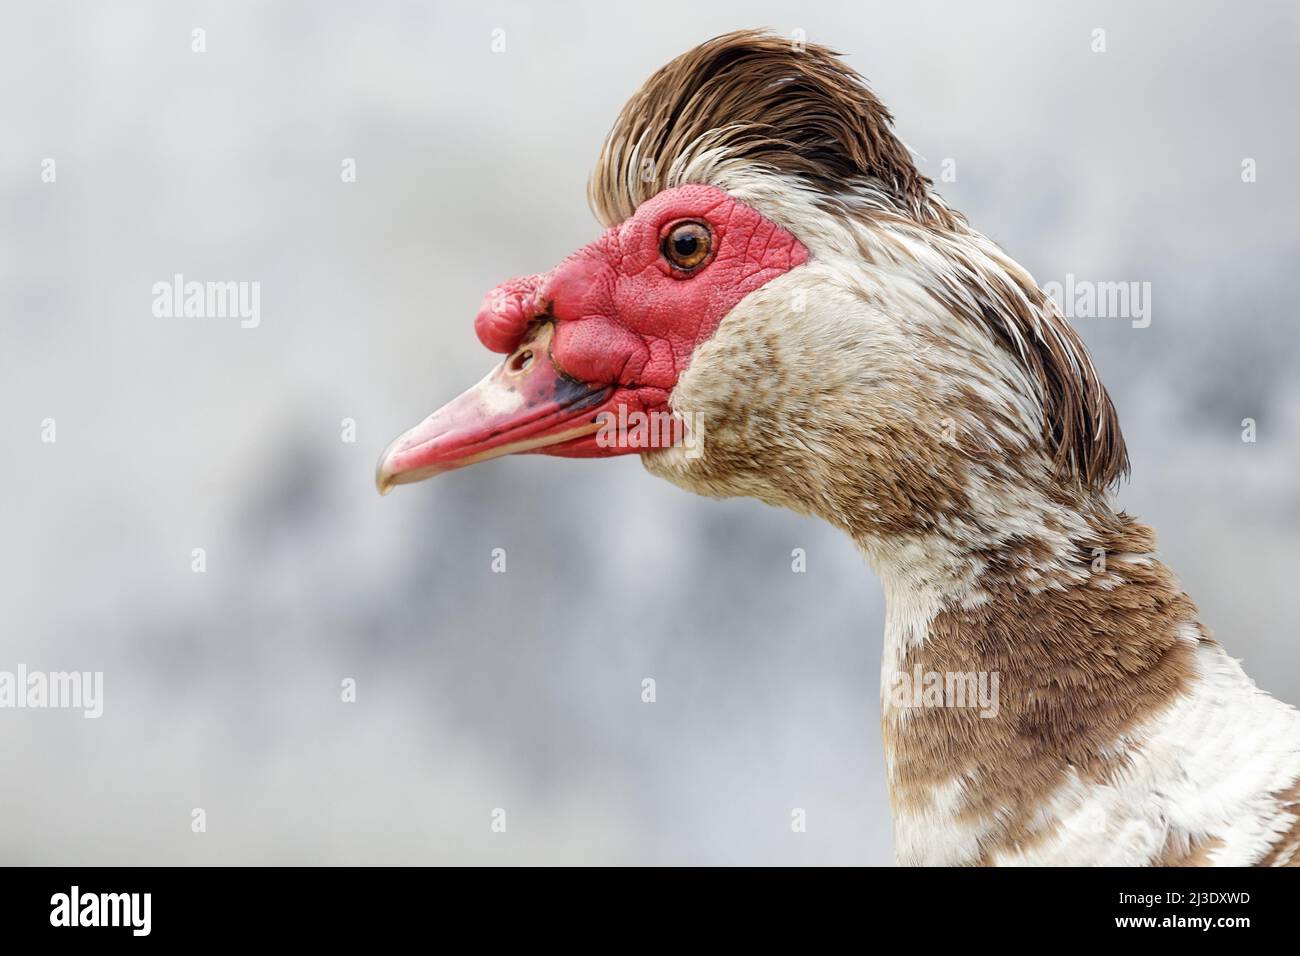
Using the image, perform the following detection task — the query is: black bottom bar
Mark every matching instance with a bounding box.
[0,865,1288,942]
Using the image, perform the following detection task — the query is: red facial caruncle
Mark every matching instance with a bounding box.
[376,184,808,492]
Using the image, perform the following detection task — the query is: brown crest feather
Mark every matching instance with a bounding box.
[590,29,1130,492]
[589,29,933,226]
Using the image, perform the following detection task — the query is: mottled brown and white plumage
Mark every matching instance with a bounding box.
[381,30,1300,865]
[595,31,1300,866]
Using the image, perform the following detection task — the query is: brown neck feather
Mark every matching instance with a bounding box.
[876,504,1203,862]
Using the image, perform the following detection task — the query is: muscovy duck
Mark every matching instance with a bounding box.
[377,30,1300,866]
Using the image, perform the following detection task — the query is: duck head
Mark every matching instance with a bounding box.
[377,30,1128,545]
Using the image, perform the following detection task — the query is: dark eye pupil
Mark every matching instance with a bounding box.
[663,221,711,271]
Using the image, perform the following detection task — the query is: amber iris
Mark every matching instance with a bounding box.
[662,220,712,271]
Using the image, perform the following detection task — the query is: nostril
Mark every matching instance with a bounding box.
[507,349,534,373]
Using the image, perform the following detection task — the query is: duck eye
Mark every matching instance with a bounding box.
[661,220,713,272]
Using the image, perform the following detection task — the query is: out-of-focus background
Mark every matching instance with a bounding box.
[1,0,1296,865]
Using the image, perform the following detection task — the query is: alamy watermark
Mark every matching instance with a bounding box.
[595,406,705,457]
[50,886,150,936]
[152,273,260,328]
[1043,273,1151,329]
[887,666,1000,718]
[0,665,103,718]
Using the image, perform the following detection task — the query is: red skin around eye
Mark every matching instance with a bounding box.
[472,184,808,456]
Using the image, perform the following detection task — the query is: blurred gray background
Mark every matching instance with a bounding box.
[1,0,1297,865]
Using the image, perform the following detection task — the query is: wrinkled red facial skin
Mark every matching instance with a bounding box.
[473,184,809,457]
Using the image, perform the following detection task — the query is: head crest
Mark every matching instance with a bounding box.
[589,29,931,227]
[590,30,1129,492]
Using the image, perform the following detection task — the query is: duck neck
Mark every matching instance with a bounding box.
[853,486,1205,864]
